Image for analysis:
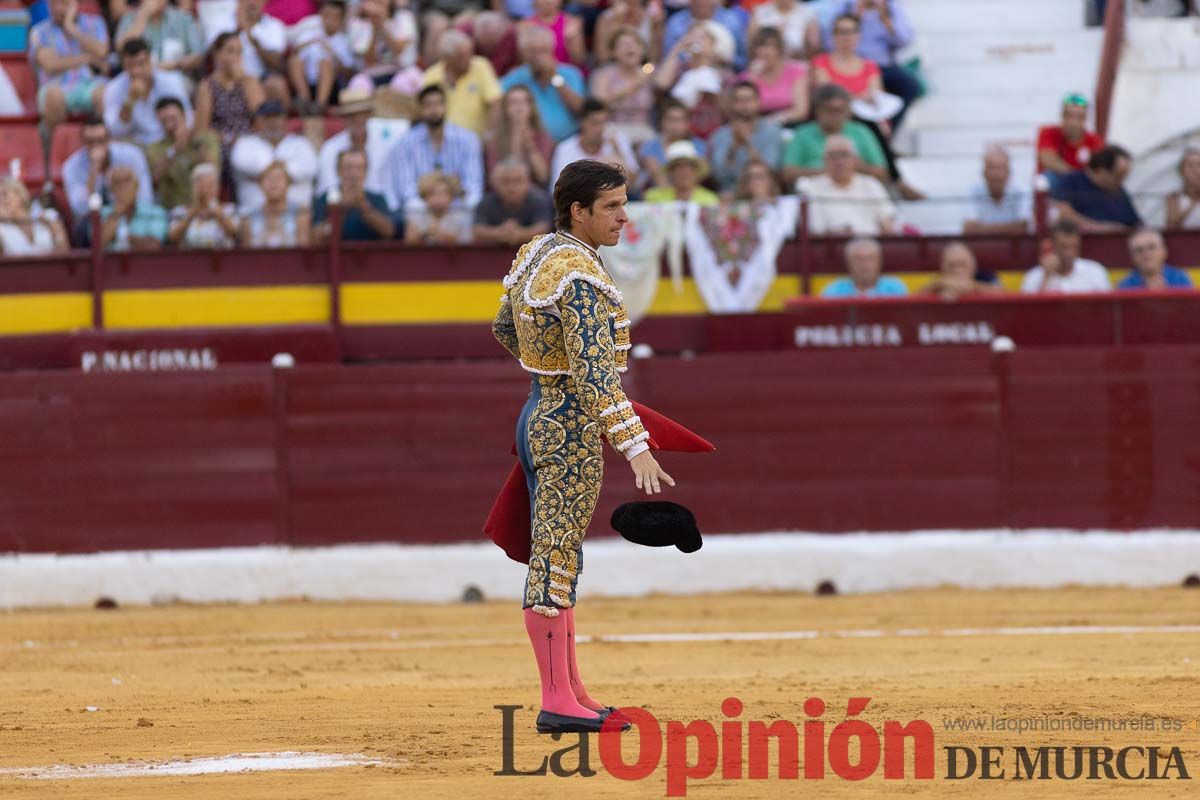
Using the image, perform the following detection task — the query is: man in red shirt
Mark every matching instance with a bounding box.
[1036,93,1104,184]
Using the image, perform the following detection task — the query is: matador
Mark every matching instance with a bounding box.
[489,160,699,735]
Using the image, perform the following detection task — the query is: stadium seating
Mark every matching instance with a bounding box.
[897,0,1105,230]
[48,121,81,184]
[0,55,36,118]
[0,120,45,185]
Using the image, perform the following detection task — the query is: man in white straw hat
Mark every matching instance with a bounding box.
[315,86,401,197]
[644,140,718,205]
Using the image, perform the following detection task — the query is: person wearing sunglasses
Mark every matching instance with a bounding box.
[1036,93,1105,190]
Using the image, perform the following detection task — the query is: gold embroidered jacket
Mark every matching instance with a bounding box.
[493,233,650,456]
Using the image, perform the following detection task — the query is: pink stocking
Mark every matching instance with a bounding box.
[524,609,600,719]
[564,607,606,712]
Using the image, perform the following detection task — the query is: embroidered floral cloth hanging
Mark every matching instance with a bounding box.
[683,197,800,313]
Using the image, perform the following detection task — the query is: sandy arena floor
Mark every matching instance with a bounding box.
[0,587,1198,798]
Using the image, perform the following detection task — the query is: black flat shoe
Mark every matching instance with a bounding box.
[600,706,633,724]
[536,709,630,734]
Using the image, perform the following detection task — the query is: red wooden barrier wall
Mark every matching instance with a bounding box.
[1,345,1197,554]
[1004,347,1200,530]
[0,369,280,552]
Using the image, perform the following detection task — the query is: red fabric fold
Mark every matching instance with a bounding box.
[484,400,715,564]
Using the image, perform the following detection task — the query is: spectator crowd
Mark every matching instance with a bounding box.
[13,0,1200,299]
[24,0,934,254]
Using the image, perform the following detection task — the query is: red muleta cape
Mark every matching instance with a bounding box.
[483,400,716,563]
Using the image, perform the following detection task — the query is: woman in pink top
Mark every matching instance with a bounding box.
[812,13,883,101]
[264,0,316,26]
[740,27,809,127]
[520,0,585,67]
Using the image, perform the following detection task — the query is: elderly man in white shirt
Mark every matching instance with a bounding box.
[1020,219,1111,294]
[798,134,896,236]
[103,36,192,145]
[315,88,407,197]
[230,99,318,214]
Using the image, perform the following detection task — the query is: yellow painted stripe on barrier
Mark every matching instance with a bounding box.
[641,276,803,314]
[997,271,1024,292]
[642,278,709,316]
[762,275,803,309]
[341,281,503,324]
[343,276,808,323]
[0,292,93,334]
[4,266,1198,337]
[104,286,330,329]
[345,271,1086,319]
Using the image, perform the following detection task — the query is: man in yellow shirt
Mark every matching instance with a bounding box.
[421,29,501,136]
[643,141,719,205]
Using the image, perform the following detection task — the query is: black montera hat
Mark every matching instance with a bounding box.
[611,501,702,553]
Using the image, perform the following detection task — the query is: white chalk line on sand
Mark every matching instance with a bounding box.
[9,623,1200,656]
[0,626,429,653]
[584,624,1200,644]
[0,751,396,780]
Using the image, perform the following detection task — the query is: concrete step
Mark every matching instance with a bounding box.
[905,0,1085,34]
[917,29,1104,67]
[902,90,1068,133]
[897,157,978,199]
[1108,20,1200,152]
[896,153,1038,200]
[895,199,977,236]
[1127,145,1188,197]
[1124,145,1189,228]
[922,58,1099,98]
[1117,16,1200,70]
[897,0,1098,166]
[913,125,1037,158]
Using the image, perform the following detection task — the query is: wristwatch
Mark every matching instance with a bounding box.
[550,74,565,89]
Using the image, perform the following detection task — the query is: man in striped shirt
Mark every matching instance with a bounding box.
[29,0,110,146]
[385,85,483,215]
